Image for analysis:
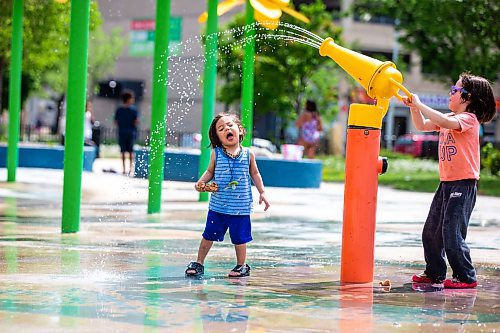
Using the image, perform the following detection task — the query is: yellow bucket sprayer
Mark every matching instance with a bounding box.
[319,37,412,283]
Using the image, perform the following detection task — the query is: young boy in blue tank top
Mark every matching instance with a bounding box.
[186,113,270,278]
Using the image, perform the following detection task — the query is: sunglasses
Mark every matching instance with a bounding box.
[450,85,469,95]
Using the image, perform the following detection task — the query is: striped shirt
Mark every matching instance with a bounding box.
[209,147,253,215]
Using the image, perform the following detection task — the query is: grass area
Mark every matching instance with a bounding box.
[319,150,500,197]
[476,175,500,196]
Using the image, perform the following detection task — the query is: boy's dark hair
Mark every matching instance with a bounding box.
[305,100,317,112]
[208,113,246,148]
[121,89,135,104]
[459,73,496,124]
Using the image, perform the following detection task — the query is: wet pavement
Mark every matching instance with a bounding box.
[0,162,499,332]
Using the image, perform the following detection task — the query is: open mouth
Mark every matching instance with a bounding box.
[226,132,234,141]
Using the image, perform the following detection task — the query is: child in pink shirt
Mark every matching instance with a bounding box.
[404,72,496,289]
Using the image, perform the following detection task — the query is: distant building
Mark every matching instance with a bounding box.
[94,1,218,140]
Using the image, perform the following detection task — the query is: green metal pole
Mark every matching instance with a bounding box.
[5,197,18,273]
[198,0,218,202]
[144,248,162,326]
[147,0,171,214]
[60,244,81,320]
[61,0,91,233]
[241,1,255,148]
[7,0,23,182]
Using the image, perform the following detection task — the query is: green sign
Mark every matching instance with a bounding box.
[129,17,182,57]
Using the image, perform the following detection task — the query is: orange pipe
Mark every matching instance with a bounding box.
[341,127,381,283]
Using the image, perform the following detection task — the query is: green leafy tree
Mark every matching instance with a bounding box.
[44,26,126,96]
[352,0,499,83]
[217,1,343,128]
[0,1,107,110]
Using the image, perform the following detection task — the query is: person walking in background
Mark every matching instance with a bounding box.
[296,100,323,159]
[60,99,95,147]
[404,72,496,289]
[185,113,270,278]
[84,100,95,146]
[114,89,139,175]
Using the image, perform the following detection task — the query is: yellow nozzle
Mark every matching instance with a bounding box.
[251,0,282,30]
[251,0,310,30]
[254,10,280,29]
[319,38,412,102]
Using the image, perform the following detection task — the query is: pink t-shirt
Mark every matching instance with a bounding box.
[438,112,480,181]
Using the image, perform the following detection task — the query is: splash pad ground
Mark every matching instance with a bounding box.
[0,162,499,332]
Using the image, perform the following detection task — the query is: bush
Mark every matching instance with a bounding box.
[481,143,500,176]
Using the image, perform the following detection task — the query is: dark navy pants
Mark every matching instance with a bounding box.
[422,179,477,283]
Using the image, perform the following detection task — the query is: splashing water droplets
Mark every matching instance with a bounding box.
[143,23,323,152]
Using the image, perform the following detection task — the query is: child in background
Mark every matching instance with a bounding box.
[296,100,323,159]
[185,113,270,278]
[114,89,139,175]
[404,72,496,289]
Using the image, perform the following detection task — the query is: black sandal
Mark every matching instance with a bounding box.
[228,264,251,278]
[185,262,204,277]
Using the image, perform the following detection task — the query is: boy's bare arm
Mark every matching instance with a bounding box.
[410,108,438,132]
[417,102,460,130]
[249,151,264,193]
[249,151,270,210]
[405,94,460,130]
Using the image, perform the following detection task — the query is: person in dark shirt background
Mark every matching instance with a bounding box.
[114,89,139,175]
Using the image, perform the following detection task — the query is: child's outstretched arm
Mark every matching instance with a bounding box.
[195,150,215,192]
[249,150,270,211]
[405,94,460,130]
[404,95,439,132]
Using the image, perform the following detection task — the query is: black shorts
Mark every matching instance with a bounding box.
[118,133,135,153]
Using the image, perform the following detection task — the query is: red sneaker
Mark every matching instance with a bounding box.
[444,278,477,289]
[412,273,439,283]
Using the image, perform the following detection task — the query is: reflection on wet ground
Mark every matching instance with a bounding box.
[0,174,499,332]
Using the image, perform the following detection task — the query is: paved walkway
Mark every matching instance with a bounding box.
[0,162,499,332]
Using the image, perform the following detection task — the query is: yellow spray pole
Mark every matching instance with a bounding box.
[319,38,411,283]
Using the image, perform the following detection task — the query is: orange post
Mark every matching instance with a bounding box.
[341,127,381,283]
[319,37,410,283]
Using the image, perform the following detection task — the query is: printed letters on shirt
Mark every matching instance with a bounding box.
[440,132,457,161]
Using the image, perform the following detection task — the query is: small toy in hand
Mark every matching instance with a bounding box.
[203,181,219,192]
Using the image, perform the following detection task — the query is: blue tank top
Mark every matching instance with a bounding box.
[208,147,253,215]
